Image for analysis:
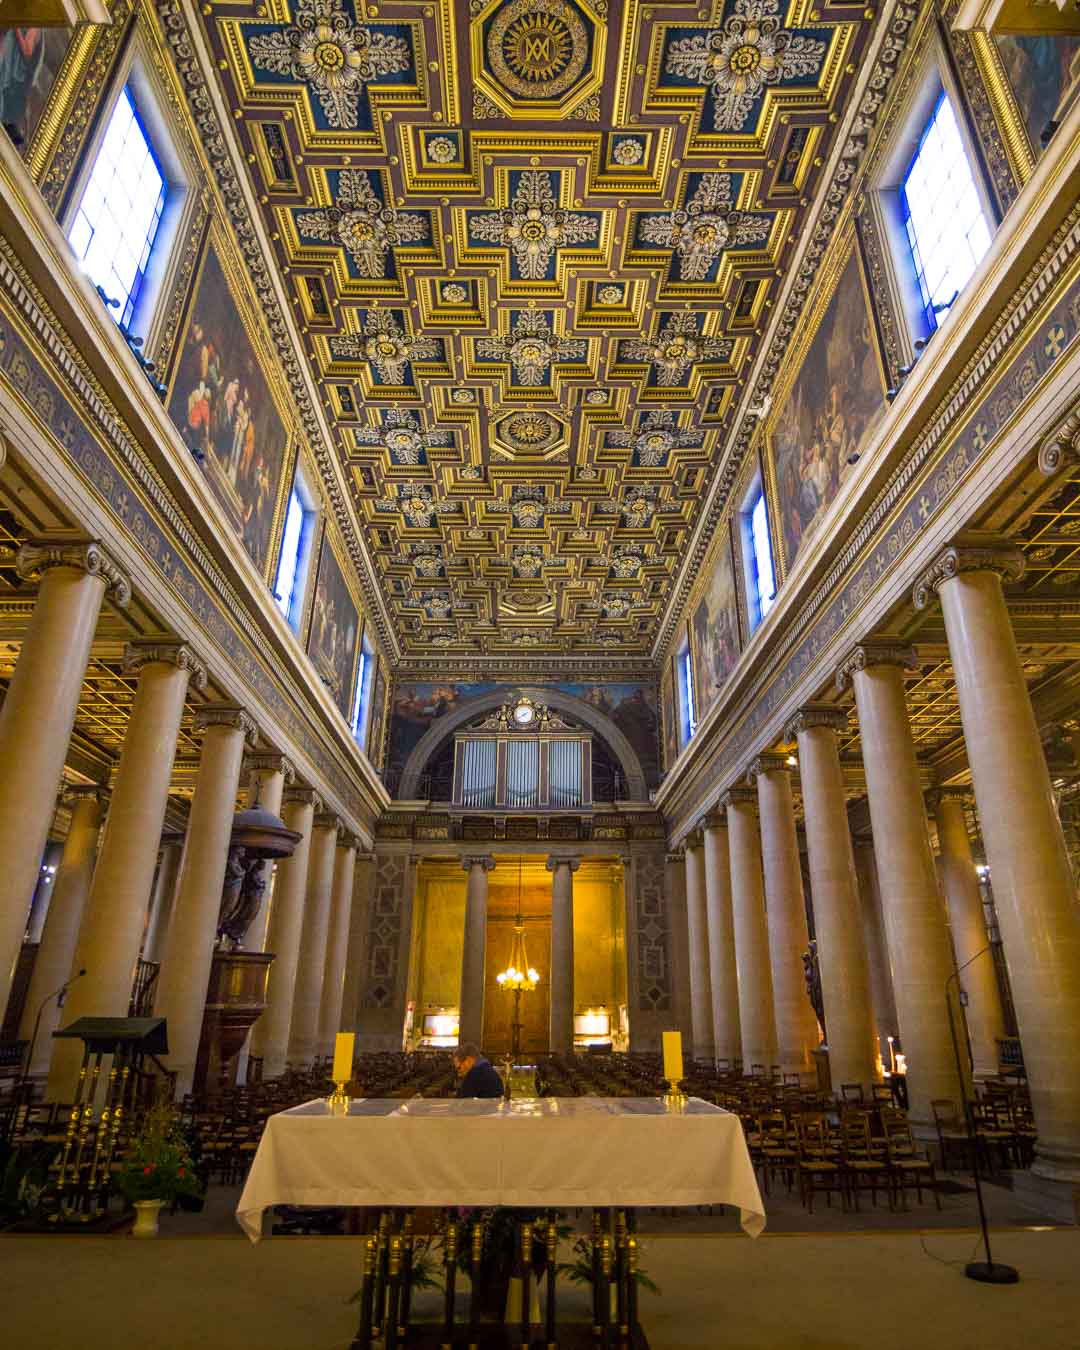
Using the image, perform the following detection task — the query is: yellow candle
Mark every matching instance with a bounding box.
[662,1031,683,1084]
[332,1032,355,1085]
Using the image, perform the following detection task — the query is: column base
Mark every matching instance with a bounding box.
[1011,1167,1080,1225]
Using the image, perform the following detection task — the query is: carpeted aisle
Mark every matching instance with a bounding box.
[2,1229,1077,1350]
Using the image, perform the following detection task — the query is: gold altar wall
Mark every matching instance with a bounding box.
[409,856,625,1054]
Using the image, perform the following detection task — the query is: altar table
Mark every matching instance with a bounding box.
[236,1095,765,1241]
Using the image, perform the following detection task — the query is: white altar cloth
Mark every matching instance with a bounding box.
[236,1096,765,1242]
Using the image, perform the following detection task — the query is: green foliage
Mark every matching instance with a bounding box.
[556,1236,661,1296]
[0,1139,60,1228]
[114,1101,203,1206]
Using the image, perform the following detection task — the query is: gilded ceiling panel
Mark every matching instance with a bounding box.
[200,0,872,661]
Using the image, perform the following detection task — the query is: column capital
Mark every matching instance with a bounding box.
[62,782,109,807]
[702,810,727,831]
[747,752,789,781]
[913,533,1025,611]
[665,849,685,863]
[246,751,297,784]
[546,853,581,873]
[194,703,258,746]
[926,785,972,812]
[314,811,343,833]
[785,703,849,740]
[720,785,757,811]
[338,830,362,851]
[123,638,208,691]
[283,785,323,813]
[16,538,131,607]
[683,827,704,850]
[1037,405,1080,476]
[835,640,917,691]
[462,854,496,873]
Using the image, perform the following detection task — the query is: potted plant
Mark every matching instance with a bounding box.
[115,1101,202,1237]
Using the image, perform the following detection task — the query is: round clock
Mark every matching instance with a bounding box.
[513,701,536,727]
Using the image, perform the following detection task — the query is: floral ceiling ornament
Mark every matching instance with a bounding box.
[621,312,731,385]
[375,482,458,528]
[469,170,600,280]
[608,408,704,466]
[664,0,827,133]
[248,0,411,129]
[600,484,660,526]
[295,171,428,279]
[331,310,441,384]
[599,591,641,620]
[612,138,643,165]
[417,591,461,622]
[410,544,453,577]
[476,309,587,386]
[352,407,451,465]
[639,174,771,281]
[608,546,646,578]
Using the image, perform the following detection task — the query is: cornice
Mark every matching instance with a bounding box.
[912,534,1025,610]
[157,0,398,665]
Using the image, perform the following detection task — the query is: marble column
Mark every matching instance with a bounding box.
[287,813,340,1067]
[155,706,256,1098]
[142,835,185,965]
[703,814,740,1065]
[249,787,321,1078]
[836,642,961,1128]
[459,855,496,1048]
[48,640,205,1101]
[682,829,714,1063]
[317,832,359,1057]
[787,707,879,1094]
[915,538,1080,1196]
[18,787,106,1078]
[724,787,779,1073]
[339,853,375,1037]
[852,841,899,1070]
[932,788,1006,1081]
[547,854,580,1055]
[751,755,819,1076]
[0,540,128,1013]
[242,753,295,952]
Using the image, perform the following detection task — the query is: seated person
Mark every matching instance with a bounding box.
[453,1042,504,1099]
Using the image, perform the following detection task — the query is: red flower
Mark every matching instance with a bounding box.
[178,1169,185,1177]
[143,1166,153,1174]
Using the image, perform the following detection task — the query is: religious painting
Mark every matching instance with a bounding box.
[167,239,289,575]
[660,659,678,773]
[768,245,886,570]
[307,530,361,720]
[0,28,70,156]
[388,681,499,784]
[993,34,1080,160]
[367,655,387,770]
[561,682,660,789]
[690,526,740,721]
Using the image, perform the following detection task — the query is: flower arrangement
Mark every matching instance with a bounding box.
[115,1101,203,1207]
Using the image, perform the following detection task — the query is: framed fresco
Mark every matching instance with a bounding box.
[367,654,387,770]
[0,28,75,157]
[690,523,741,723]
[307,526,362,722]
[765,236,887,573]
[166,228,292,579]
[992,33,1080,166]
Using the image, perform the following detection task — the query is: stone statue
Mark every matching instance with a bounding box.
[803,940,826,1041]
[216,846,268,948]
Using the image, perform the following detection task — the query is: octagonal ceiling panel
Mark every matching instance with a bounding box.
[200,0,873,663]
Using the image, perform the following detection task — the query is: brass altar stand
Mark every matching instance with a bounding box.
[50,1015,170,1225]
[349,1206,650,1350]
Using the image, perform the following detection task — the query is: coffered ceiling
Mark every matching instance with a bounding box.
[196,0,874,662]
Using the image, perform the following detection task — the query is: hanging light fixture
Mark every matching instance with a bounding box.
[496,857,539,991]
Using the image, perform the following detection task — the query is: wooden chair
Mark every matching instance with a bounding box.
[840,1111,891,1211]
[931,1099,975,1171]
[756,1111,797,1195]
[883,1114,941,1210]
[795,1112,845,1213]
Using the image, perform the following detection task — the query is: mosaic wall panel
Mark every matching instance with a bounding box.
[632,853,671,1013]
[362,853,409,1009]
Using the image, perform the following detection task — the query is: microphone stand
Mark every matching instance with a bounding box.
[17,969,87,1107]
[945,950,1019,1285]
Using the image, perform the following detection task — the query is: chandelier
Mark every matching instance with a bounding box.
[496,921,539,991]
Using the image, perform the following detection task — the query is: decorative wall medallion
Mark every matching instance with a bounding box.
[473,0,603,117]
[491,407,568,460]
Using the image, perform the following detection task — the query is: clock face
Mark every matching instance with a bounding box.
[513,702,535,727]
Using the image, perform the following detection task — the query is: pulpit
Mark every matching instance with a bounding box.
[195,950,274,1097]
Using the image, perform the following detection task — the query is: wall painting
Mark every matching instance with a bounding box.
[307,529,360,721]
[690,525,741,722]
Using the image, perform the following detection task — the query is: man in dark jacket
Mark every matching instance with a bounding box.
[453,1042,504,1098]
